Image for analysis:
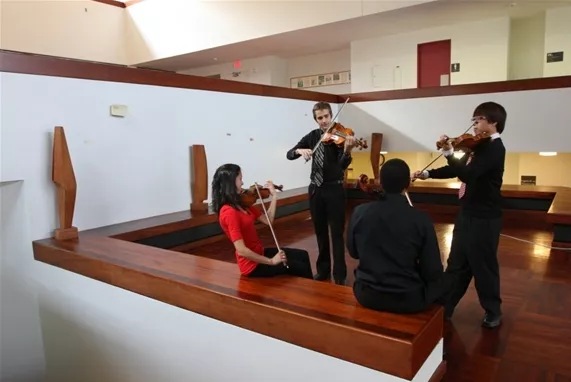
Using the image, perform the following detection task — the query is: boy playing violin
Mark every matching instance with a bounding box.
[412,101,507,328]
[286,101,356,285]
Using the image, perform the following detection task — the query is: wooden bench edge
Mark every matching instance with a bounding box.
[31,237,441,380]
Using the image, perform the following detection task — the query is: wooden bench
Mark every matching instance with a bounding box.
[32,187,446,381]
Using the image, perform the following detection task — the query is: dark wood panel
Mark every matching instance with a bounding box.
[343,75,571,102]
[92,0,126,8]
[85,187,308,241]
[0,50,341,103]
[2,49,570,104]
[347,180,571,227]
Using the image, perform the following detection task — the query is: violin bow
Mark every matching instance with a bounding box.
[305,97,351,163]
[404,191,413,207]
[253,183,289,268]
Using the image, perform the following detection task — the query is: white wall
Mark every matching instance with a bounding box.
[178,55,288,87]
[287,49,351,94]
[543,6,571,77]
[1,73,325,234]
[180,49,351,93]
[508,12,546,80]
[126,0,434,64]
[0,0,128,65]
[340,87,571,153]
[351,17,510,92]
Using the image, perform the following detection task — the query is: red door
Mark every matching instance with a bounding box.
[417,40,451,88]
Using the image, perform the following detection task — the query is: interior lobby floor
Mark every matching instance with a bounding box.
[182,212,571,381]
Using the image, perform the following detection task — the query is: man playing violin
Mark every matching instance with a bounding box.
[212,163,313,279]
[412,101,507,329]
[348,159,456,314]
[286,101,356,285]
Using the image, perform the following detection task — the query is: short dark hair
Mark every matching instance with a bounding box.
[380,158,411,194]
[211,163,241,214]
[312,101,332,120]
[473,102,507,134]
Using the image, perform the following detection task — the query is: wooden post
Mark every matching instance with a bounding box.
[190,144,209,212]
[52,126,79,240]
[369,133,384,184]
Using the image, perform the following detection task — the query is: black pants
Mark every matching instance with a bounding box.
[308,183,346,280]
[445,211,502,317]
[353,274,456,314]
[247,247,313,279]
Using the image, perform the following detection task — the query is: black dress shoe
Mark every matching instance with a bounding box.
[313,273,331,281]
[334,278,346,286]
[482,313,502,329]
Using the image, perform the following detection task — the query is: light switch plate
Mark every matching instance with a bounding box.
[110,104,128,117]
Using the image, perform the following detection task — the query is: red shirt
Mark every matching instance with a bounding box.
[218,204,264,275]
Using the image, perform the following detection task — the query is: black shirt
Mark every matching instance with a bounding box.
[346,194,444,294]
[428,137,505,219]
[286,126,352,184]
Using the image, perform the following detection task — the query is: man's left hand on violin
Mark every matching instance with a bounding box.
[344,135,356,151]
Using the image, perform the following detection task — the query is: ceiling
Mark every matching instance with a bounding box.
[137,0,570,72]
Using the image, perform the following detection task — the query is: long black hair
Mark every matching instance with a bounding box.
[211,163,242,214]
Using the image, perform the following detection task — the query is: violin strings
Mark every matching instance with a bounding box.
[253,183,289,267]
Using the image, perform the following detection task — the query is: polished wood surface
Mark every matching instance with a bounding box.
[32,182,571,380]
[369,133,383,182]
[184,210,571,381]
[32,223,444,380]
[348,180,571,225]
[189,144,208,212]
[52,126,78,240]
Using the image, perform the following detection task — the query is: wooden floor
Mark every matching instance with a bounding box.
[182,212,571,381]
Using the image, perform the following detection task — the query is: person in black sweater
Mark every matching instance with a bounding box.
[347,158,456,314]
[286,101,356,285]
[412,101,507,328]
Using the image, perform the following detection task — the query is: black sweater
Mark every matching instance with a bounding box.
[429,138,505,219]
[286,127,352,184]
[347,194,444,294]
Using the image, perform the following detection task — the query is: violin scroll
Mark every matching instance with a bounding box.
[436,132,490,152]
[240,183,283,207]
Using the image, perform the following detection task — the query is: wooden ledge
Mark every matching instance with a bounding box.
[84,186,309,241]
[342,75,571,102]
[32,219,443,380]
[0,50,341,103]
[346,181,571,245]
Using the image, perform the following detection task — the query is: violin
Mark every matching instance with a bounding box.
[240,183,283,207]
[355,174,382,196]
[355,173,412,206]
[322,122,368,151]
[436,132,490,152]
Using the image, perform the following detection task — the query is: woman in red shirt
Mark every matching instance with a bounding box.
[212,163,313,279]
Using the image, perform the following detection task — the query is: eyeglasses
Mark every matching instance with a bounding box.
[471,116,487,123]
